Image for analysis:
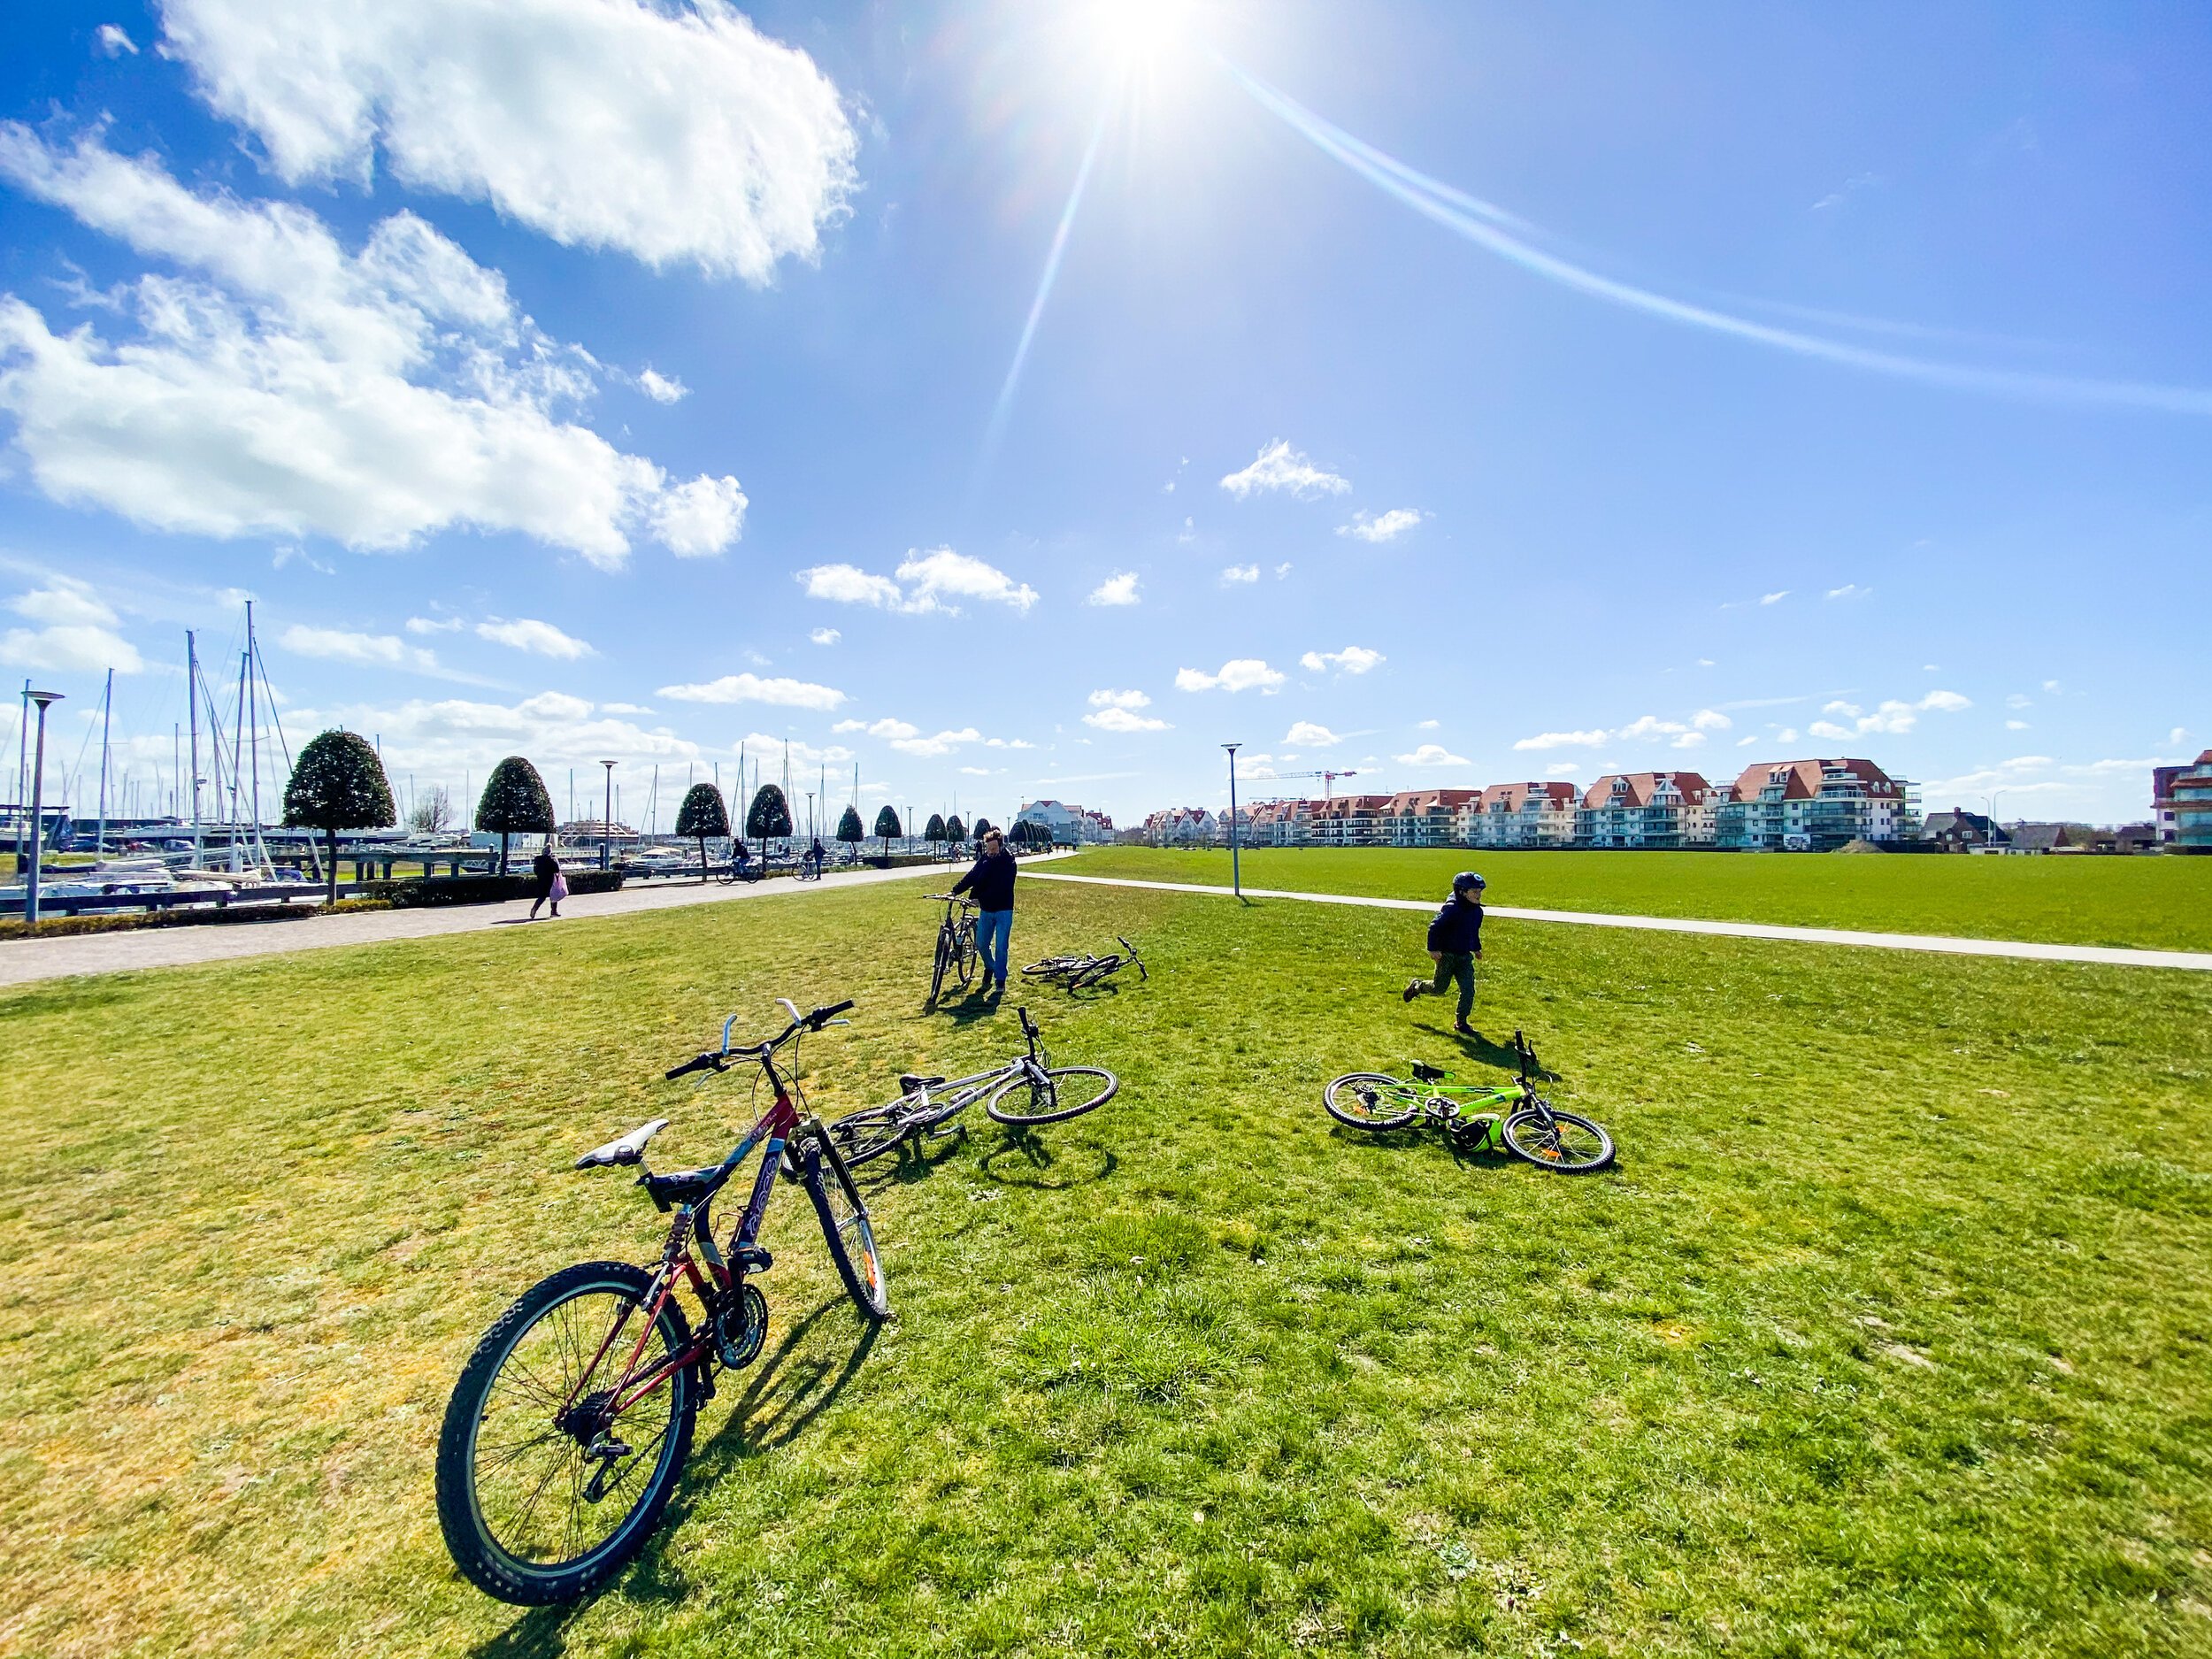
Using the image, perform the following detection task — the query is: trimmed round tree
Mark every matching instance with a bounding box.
[835,804,865,853]
[475,755,553,876]
[282,729,396,902]
[924,812,948,843]
[972,817,993,838]
[746,784,793,853]
[873,804,902,858]
[945,813,966,844]
[675,782,730,879]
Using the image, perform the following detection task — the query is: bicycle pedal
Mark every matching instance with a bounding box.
[926,1120,966,1140]
[732,1244,772,1273]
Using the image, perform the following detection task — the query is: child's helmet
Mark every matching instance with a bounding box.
[1453,871,1486,894]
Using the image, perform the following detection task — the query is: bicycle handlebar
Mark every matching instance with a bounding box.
[671,999,857,1078]
[664,1051,726,1081]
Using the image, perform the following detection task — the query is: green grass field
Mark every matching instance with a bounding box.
[1052,846,2212,952]
[3,879,2208,1657]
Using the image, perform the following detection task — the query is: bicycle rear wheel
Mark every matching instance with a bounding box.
[1021,956,1084,980]
[800,1139,890,1320]
[434,1261,697,1605]
[1323,1072,1424,1131]
[1502,1107,1615,1173]
[825,1101,921,1168]
[986,1064,1118,1126]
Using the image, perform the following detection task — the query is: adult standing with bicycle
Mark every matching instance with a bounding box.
[949,825,1018,995]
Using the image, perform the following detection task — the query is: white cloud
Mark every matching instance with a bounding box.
[1300,644,1384,676]
[656,672,845,710]
[600,702,652,715]
[96,24,138,56]
[1220,564,1259,585]
[1803,688,1974,742]
[475,617,593,660]
[1086,571,1141,607]
[1336,507,1425,543]
[280,623,437,672]
[0,578,144,673]
[732,731,852,767]
[635,368,687,404]
[1275,562,1293,579]
[404,615,464,635]
[832,717,918,739]
[1777,727,1800,743]
[649,475,748,557]
[1691,708,1731,731]
[158,0,856,283]
[1285,720,1341,747]
[1808,720,1852,741]
[1514,728,1608,751]
[809,626,840,646]
[1825,583,1869,601]
[795,549,1037,616]
[1084,706,1171,733]
[1218,439,1350,501]
[1920,689,1972,713]
[1177,517,1197,544]
[1545,761,1581,775]
[1698,657,1716,667]
[957,765,993,776]
[286,688,704,781]
[889,726,982,758]
[2006,719,2030,731]
[1087,688,1150,710]
[1417,719,1440,730]
[2043,680,2062,694]
[2172,727,2190,747]
[2006,693,2032,710]
[1761,590,1789,605]
[0,131,741,566]
[1395,743,1471,767]
[1177,659,1286,694]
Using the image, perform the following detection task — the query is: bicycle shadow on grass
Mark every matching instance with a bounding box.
[979,1128,1117,1191]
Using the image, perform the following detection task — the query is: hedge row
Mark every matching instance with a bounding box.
[353,869,626,908]
[0,898,394,941]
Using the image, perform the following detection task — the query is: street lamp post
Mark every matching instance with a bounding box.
[601,761,616,871]
[1223,742,1243,900]
[23,689,61,927]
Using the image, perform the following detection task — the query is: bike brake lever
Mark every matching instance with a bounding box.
[774,997,803,1021]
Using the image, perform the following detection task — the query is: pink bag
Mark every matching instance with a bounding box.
[549,871,570,901]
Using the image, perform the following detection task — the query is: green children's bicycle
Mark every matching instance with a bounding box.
[1323,1030,1616,1172]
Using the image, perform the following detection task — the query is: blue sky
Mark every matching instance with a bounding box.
[2,1,2206,834]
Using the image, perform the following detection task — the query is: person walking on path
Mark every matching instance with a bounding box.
[950,825,1018,995]
[1404,871,1485,1034]
[527,844,566,920]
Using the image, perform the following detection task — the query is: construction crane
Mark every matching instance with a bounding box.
[1264,769,1360,802]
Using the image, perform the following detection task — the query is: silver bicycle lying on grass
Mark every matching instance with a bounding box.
[1020,935,1146,991]
[824,1007,1118,1166]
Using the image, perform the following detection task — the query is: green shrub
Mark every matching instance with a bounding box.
[355,870,625,908]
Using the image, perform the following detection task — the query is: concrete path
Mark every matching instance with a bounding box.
[1025,871,2212,973]
[0,858,1070,988]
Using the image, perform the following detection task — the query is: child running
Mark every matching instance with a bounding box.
[1403,871,1485,1035]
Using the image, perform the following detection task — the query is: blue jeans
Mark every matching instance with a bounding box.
[973,907,1012,984]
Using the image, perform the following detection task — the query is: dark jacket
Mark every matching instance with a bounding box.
[530,849,558,896]
[951,848,1017,911]
[1426,895,1484,955]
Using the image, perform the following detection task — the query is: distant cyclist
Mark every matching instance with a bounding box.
[1404,871,1484,1036]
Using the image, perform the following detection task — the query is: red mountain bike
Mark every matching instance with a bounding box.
[434,998,887,1605]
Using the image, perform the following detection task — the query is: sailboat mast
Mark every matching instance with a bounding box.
[187,632,203,860]
[231,648,248,872]
[96,667,113,856]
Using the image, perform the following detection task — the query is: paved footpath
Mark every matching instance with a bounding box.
[1024,871,2212,973]
[0,858,1050,988]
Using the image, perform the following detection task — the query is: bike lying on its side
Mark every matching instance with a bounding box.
[1323,1030,1615,1172]
[922,892,979,1009]
[825,1006,1118,1167]
[1020,934,1146,992]
[434,998,887,1608]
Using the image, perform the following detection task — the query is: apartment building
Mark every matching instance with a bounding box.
[2168,750,2212,849]
[1142,806,1217,844]
[1303,793,1394,847]
[1574,772,1716,848]
[1717,757,1917,849]
[1468,781,1581,847]
[1380,788,1479,847]
[1014,799,1115,844]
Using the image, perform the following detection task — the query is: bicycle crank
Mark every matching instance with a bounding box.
[712,1282,769,1370]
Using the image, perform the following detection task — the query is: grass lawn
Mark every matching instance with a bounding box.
[2,879,2208,1657]
[1052,845,2212,953]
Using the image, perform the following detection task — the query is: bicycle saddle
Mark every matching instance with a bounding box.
[575,1118,670,1169]
[899,1073,946,1094]
[1410,1062,1450,1082]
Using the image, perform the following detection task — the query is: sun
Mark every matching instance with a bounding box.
[1082,0,1194,65]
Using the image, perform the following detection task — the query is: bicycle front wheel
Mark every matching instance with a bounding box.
[434,1261,697,1606]
[986,1064,1118,1126]
[826,1100,926,1168]
[801,1139,890,1320]
[926,926,953,1010]
[1502,1107,1616,1173]
[1323,1072,1423,1131]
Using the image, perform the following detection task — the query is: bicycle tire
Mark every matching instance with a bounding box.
[800,1139,890,1320]
[986,1064,1118,1126]
[1502,1107,1616,1173]
[1069,957,1124,990]
[926,926,953,1010]
[1323,1072,1424,1131]
[1021,956,1085,980]
[434,1260,697,1606]
[953,923,979,990]
[825,1100,929,1168]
